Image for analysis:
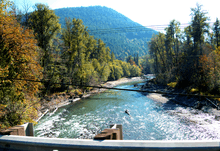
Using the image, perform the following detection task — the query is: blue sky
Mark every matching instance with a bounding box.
[12,0,220,32]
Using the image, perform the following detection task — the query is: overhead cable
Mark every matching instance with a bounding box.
[1,77,220,98]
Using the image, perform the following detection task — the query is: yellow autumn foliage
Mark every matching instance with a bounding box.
[0,0,42,129]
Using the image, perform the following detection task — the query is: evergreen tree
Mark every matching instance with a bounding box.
[62,17,74,50]
[96,39,107,64]
[213,18,220,48]
[190,3,209,55]
[111,52,115,62]
[165,20,181,70]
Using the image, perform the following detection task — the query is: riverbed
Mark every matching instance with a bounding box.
[34,81,220,140]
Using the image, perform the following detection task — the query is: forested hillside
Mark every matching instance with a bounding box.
[54,6,158,60]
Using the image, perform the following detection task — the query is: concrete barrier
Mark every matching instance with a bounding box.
[94,124,123,140]
[21,123,34,136]
[0,135,220,151]
[0,123,34,137]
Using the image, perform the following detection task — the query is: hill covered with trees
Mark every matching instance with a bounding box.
[54,6,158,60]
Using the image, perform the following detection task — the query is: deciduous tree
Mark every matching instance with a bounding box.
[29,3,61,69]
[0,0,42,129]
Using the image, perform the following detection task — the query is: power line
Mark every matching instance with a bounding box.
[1,77,220,98]
[87,22,215,35]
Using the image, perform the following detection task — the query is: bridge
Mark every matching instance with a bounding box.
[0,123,220,151]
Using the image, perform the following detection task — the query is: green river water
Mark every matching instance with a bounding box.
[34,81,220,140]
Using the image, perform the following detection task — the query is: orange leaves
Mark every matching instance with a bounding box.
[199,49,220,92]
[0,5,42,129]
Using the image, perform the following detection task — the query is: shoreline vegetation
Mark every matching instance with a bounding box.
[36,77,145,122]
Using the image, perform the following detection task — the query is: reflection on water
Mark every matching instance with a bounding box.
[34,82,220,140]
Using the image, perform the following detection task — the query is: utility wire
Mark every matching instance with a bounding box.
[87,22,215,34]
[1,77,220,98]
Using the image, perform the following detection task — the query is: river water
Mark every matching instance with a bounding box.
[34,81,220,140]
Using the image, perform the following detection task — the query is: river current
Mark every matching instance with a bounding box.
[34,81,220,140]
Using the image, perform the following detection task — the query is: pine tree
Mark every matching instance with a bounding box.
[190,3,209,55]
[213,18,220,48]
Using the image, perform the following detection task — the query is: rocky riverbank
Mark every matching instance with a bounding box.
[142,79,220,125]
[36,77,144,122]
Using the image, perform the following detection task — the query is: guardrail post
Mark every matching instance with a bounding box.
[25,123,34,136]
[110,124,123,140]
[0,123,34,136]
[0,126,25,136]
[94,124,123,140]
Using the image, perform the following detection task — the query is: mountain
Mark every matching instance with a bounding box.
[54,6,158,60]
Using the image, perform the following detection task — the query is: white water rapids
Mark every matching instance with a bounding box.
[34,82,220,140]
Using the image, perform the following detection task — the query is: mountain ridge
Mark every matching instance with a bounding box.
[54,6,158,59]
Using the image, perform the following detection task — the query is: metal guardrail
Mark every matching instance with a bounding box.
[0,135,220,151]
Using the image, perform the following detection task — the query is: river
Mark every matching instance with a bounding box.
[34,81,220,140]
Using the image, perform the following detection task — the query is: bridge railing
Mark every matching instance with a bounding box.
[1,123,220,151]
[0,134,220,151]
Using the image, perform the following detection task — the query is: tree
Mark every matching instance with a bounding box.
[0,0,42,129]
[108,61,123,80]
[141,55,153,74]
[199,47,220,93]
[62,17,73,50]
[21,0,33,27]
[130,65,141,77]
[213,18,220,48]
[134,53,139,65]
[149,33,166,74]
[190,3,209,55]
[29,3,61,69]
[85,35,97,61]
[111,51,115,62]
[178,3,210,87]
[165,20,181,69]
[62,18,90,85]
[121,61,131,77]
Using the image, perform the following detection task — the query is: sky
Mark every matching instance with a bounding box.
[12,0,220,32]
